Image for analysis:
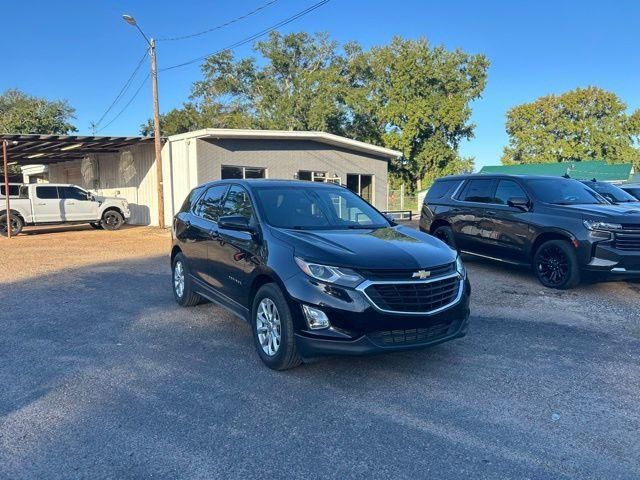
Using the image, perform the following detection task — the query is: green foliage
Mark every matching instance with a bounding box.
[502,86,640,167]
[144,32,489,189]
[0,89,77,134]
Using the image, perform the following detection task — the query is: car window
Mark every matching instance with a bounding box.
[584,182,637,203]
[180,185,206,213]
[459,179,494,203]
[325,191,378,225]
[1,185,21,196]
[623,187,640,200]
[494,180,528,205]
[60,186,89,201]
[525,178,605,205]
[193,185,228,222]
[222,186,254,219]
[36,186,59,199]
[425,180,461,201]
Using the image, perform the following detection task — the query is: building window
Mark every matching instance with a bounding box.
[346,174,373,203]
[298,170,328,182]
[221,165,266,180]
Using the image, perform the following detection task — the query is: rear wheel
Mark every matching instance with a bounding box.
[102,210,124,231]
[432,225,457,249]
[0,214,23,237]
[251,283,302,370]
[172,253,202,306]
[533,240,580,289]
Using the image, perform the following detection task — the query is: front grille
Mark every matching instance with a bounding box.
[363,275,461,313]
[368,324,451,347]
[614,232,640,251]
[358,263,455,281]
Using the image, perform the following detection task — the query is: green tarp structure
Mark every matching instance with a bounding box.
[479,160,634,182]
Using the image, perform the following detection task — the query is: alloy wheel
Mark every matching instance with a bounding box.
[174,261,185,298]
[256,298,281,356]
[104,213,121,228]
[0,217,19,236]
[536,245,569,287]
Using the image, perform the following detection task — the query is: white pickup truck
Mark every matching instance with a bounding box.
[1,184,130,236]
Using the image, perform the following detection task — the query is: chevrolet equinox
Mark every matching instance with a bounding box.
[171,180,470,370]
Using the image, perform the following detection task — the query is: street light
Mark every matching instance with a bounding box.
[122,13,165,229]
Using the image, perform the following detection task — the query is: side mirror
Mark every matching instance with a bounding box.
[507,197,530,211]
[218,215,255,233]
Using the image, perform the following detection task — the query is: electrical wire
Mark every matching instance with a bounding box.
[157,0,280,42]
[96,73,150,133]
[160,0,330,72]
[93,52,148,129]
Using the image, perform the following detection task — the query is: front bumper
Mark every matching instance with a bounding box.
[283,271,471,359]
[583,241,640,277]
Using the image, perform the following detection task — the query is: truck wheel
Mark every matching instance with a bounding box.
[251,283,303,371]
[0,214,23,237]
[533,239,581,289]
[102,210,124,231]
[433,225,457,250]
[90,222,103,230]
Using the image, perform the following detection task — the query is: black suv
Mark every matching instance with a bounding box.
[171,180,470,370]
[420,174,640,289]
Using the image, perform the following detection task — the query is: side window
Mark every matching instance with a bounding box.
[222,186,254,219]
[459,179,494,203]
[36,186,59,199]
[193,185,228,222]
[60,186,88,201]
[180,186,206,213]
[494,180,528,205]
[426,180,461,201]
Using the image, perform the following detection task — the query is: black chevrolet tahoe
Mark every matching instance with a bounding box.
[171,180,470,370]
[420,174,640,289]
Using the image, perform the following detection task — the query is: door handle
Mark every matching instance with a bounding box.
[67,202,76,205]
[37,202,47,206]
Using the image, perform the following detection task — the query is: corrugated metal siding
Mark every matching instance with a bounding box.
[162,138,198,226]
[193,138,389,210]
[47,143,157,225]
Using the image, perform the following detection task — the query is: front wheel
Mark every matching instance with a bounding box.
[102,210,124,231]
[172,253,202,306]
[533,239,580,289]
[251,284,302,370]
[0,214,23,237]
[432,225,457,249]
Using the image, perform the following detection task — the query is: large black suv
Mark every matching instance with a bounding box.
[420,174,640,289]
[171,180,470,370]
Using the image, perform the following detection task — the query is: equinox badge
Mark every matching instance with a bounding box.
[412,270,431,279]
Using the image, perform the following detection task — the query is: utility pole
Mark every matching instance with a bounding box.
[2,140,11,239]
[123,14,165,229]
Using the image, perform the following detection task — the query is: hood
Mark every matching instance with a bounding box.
[95,195,127,204]
[271,225,456,270]
[553,204,640,223]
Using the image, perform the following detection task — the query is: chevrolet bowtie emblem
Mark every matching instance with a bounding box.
[412,270,431,279]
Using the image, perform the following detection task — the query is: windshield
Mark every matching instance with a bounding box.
[524,178,607,205]
[253,185,390,230]
[583,182,638,203]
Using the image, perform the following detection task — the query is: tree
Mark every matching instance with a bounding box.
[0,89,77,134]
[502,87,640,167]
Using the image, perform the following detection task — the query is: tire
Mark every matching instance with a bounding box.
[90,222,103,230]
[102,210,124,231]
[0,213,23,237]
[251,283,302,371]
[172,253,202,307]
[432,225,457,250]
[533,239,581,289]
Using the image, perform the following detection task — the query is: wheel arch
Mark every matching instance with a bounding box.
[429,218,451,234]
[170,245,182,264]
[531,230,577,259]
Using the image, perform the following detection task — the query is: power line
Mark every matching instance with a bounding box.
[157,0,280,42]
[97,73,150,133]
[93,52,148,129]
[160,0,330,72]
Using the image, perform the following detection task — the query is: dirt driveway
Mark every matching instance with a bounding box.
[1,226,639,479]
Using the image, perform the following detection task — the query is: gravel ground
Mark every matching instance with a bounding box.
[0,225,638,479]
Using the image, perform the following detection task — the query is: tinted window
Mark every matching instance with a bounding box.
[525,178,605,205]
[222,186,254,219]
[426,180,461,200]
[180,185,206,213]
[194,185,228,221]
[36,186,59,199]
[254,186,389,230]
[459,179,494,203]
[60,186,88,200]
[623,187,640,200]
[583,181,637,203]
[494,180,528,205]
[0,185,21,196]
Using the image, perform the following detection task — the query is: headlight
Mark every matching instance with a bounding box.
[455,255,466,278]
[294,257,364,287]
[583,220,622,231]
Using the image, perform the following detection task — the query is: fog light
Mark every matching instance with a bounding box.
[302,305,330,330]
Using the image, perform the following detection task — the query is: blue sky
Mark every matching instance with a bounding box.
[3,0,639,168]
